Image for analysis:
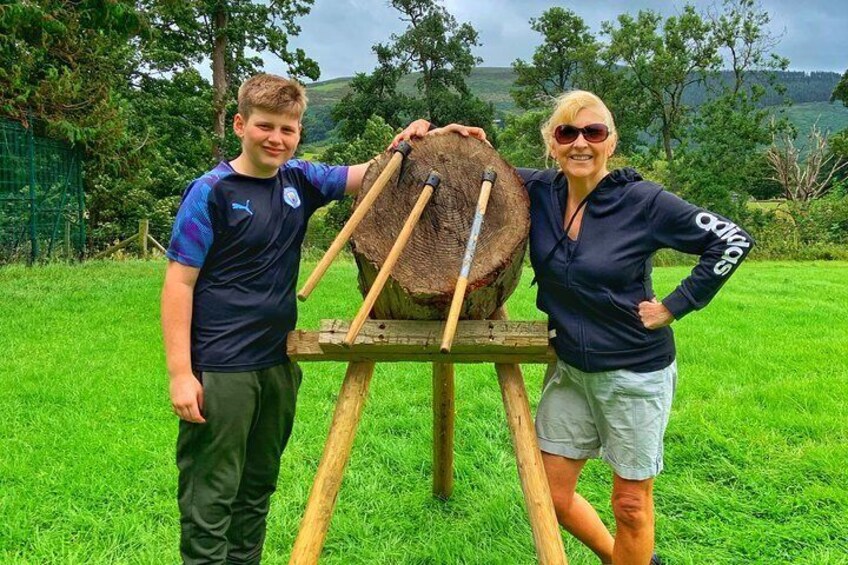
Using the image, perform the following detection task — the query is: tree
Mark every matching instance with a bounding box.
[0,0,160,247]
[507,8,651,153]
[708,0,788,97]
[671,94,774,215]
[671,0,789,214]
[332,0,493,140]
[331,44,413,140]
[603,6,719,161]
[766,125,848,202]
[832,69,848,107]
[497,110,548,169]
[139,0,319,158]
[319,115,397,235]
[0,0,140,142]
[510,8,602,110]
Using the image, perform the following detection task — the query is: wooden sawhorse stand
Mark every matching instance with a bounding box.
[285,312,567,564]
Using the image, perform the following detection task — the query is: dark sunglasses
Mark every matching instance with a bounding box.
[553,123,610,144]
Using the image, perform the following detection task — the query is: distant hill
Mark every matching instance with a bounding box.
[302,67,847,144]
[779,101,848,136]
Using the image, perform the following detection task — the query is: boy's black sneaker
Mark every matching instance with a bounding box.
[650,555,664,565]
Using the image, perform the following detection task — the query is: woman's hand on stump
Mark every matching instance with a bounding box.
[430,123,489,145]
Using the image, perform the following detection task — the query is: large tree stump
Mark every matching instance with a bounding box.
[351,134,529,320]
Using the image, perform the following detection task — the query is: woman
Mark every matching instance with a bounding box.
[397,90,753,565]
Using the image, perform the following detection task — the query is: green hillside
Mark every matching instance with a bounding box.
[780,101,848,135]
[303,67,847,144]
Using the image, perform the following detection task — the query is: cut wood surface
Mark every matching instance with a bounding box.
[345,174,438,346]
[287,319,555,363]
[352,134,529,320]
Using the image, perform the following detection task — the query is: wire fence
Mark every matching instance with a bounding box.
[0,117,85,264]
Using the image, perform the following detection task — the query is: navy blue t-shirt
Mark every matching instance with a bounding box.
[167,160,348,372]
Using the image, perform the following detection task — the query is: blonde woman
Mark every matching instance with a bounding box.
[398,91,753,564]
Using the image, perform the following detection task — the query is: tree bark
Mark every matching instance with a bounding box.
[212,3,228,160]
[351,135,530,320]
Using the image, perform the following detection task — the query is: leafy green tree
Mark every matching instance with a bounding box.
[709,0,788,96]
[318,115,396,235]
[831,69,848,107]
[139,0,319,157]
[332,0,493,140]
[331,44,413,140]
[323,115,396,166]
[0,0,140,142]
[0,0,154,247]
[497,110,548,169]
[671,95,774,215]
[510,8,602,110]
[508,7,651,153]
[829,68,848,183]
[672,0,789,214]
[603,6,720,161]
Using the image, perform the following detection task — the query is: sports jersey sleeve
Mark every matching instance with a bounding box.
[647,189,754,320]
[284,160,349,211]
[166,180,215,268]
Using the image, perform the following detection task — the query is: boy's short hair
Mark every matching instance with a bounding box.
[237,74,308,119]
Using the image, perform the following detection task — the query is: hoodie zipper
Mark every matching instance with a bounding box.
[551,182,591,368]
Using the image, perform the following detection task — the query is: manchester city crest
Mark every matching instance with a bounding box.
[283,187,301,209]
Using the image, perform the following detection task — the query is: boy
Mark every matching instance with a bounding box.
[162,74,411,563]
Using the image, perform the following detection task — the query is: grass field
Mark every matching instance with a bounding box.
[1,260,847,564]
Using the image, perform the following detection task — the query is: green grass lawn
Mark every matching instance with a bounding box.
[1,260,847,564]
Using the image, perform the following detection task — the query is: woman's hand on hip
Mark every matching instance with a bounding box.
[638,298,674,330]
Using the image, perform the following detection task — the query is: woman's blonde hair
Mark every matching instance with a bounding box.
[540,90,617,158]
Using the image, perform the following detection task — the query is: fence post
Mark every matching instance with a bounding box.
[77,161,85,258]
[27,113,38,264]
[139,219,149,258]
[65,220,72,259]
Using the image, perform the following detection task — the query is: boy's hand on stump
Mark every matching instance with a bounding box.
[170,374,206,423]
[429,124,490,145]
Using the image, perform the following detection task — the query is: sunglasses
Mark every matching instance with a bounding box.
[553,123,610,144]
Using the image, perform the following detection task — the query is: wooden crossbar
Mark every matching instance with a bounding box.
[287,313,566,564]
[287,319,556,363]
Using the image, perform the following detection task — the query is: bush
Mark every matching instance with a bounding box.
[744,198,848,260]
[795,193,848,245]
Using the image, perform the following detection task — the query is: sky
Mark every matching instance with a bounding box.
[272,0,848,82]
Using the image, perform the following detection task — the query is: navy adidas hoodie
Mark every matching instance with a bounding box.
[518,167,754,373]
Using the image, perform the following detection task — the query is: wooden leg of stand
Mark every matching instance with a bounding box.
[432,362,455,499]
[495,362,567,565]
[289,361,375,565]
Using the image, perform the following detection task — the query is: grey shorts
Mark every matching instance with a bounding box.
[535,359,677,480]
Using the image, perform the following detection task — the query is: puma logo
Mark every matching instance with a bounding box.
[231,200,254,216]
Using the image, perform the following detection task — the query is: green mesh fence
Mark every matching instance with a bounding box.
[0,117,85,264]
